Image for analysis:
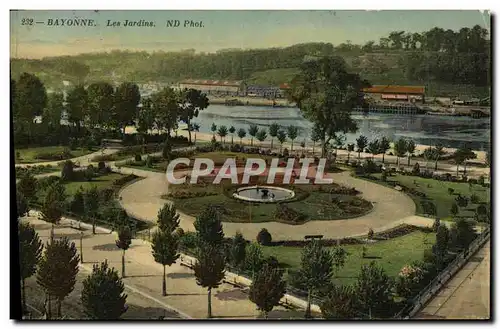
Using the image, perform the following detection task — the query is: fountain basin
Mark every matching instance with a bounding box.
[232,185,295,203]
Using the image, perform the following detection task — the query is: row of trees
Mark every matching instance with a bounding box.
[19,220,128,319]
[11,72,209,146]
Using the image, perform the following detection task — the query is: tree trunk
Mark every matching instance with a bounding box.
[347,152,350,163]
[231,136,234,145]
[194,132,197,143]
[207,288,212,318]
[187,120,192,144]
[434,158,439,171]
[50,224,55,242]
[251,138,253,146]
[162,265,167,296]
[312,141,315,155]
[47,294,52,320]
[57,299,62,319]
[305,289,312,318]
[456,163,460,177]
[21,279,26,314]
[407,155,411,166]
[291,141,294,152]
[122,249,126,278]
[92,217,96,235]
[263,311,268,319]
[382,153,385,164]
[358,151,361,160]
[396,156,399,167]
[464,161,467,176]
[270,138,273,149]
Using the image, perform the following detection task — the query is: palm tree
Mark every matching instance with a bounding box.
[433,144,445,170]
[237,128,246,145]
[217,125,228,145]
[256,129,267,148]
[229,126,236,145]
[406,140,416,166]
[277,130,287,154]
[356,135,368,160]
[268,123,280,150]
[347,144,355,163]
[210,123,217,138]
[287,125,299,152]
[248,124,259,147]
[394,138,407,167]
[192,123,200,144]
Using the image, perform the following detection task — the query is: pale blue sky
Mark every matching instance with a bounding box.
[10,10,491,58]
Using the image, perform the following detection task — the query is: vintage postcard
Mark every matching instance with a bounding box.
[10,10,491,321]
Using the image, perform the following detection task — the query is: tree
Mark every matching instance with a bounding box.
[86,82,115,130]
[43,92,64,129]
[433,224,450,267]
[332,134,346,160]
[433,144,445,170]
[299,239,334,318]
[229,232,246,272]
[450,218,476,250]
[40,182,66,241]
[245,242,264,277]
[310,124,322,155]
[193,244,226,318]
[115,225,133,278]
[248,124,259,146]
[287,125,299,152]
[237,128,246,145]
[366,139,380,160]
[394,138,408,167]
[355,261,394,319]
[356,135,368,160]
[194,205,224,247]
[179,88,209,144]
[156,203,180,234]
[332,246,349,277]
[84,186,100,234]
[249,262,286,318]
[17,173,37,206]
[16,190,29,218]
[151,229,180,296]
[379,137,391,164]
[37,237,79,319]
[65,85,88,133]
[288,56,368,157]
[394,263,425,300]
[217,125,228,144]
[192,123,201,143]
[19,222,43,314]
[277,130,287,153]
[151,88,180,137]
[347,143,355,163]
[81,260,128,319]
[453,147,477,176]
[113,82,141,136]
[229,126,236,145]
[70,188,85,215]
[211,123,217,138]
[406,139,416,166]
[60,160,74,181]
[14,73,47,141]
[256,129,268,147]
[268,123,280,150]
[320,285,359,319]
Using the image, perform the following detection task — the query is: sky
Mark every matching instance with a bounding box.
[10,10,491,59]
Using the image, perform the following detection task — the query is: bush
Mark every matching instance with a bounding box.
[99,188,115,202]
[35,148,73,161]
[112,174,138,188]
[37,175,61,190]
[69,138,78,150]
[146,156,153,168]
[98,161,106,172]
[61,160,75,181]
[478,175,485,186]
[367,228,374,240]
[412,162,420,175]
[381,170,388,182]
[432,218,441,232]
[470,194,480,204]
[16,151,20,160]
[256,228,272,246]
[455,194,469,208]
[173,227,185,237]
[135,153,142,162]
[85,165,95,181]
[448,187,455,195]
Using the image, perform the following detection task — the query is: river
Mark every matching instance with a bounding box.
[191,105,491,150]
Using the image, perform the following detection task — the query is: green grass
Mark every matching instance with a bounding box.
[370,173,490,219]
[15,146,97,164]
[63,173,125,195]
[262,230,436,286]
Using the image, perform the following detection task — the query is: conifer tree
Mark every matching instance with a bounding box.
[81,261,128,319]
[115,225,133,278]
[19,221,43,314]
[16,190,29,218]
[151,229,180,296]
[36,237,79,319]
[193,205,224,248]
[40,182,66,241]
[249,262,286,318]
[230,232,246,273]
[320,285,359,319]
[84,186,99,234]
[156,203,180,233]
[193,244,226,318]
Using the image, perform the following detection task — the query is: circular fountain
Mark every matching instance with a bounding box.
[233,185,295,203]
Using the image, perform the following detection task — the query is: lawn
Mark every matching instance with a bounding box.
[167,179,372,223]
[369,173,491,220]
[262,230,436,286]
[15,146,97,164]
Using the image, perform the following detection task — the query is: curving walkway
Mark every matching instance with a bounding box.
[118,166,427,241]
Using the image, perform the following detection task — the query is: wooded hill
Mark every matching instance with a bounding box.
[10,25,491,98]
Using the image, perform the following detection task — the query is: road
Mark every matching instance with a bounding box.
[414,240,490,319]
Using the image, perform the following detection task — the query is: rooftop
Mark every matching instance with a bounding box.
[363,85,426,95]
[180,79,242,87]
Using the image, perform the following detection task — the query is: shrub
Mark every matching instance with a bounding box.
[478,175,485,186]
[15,151,20,160]
[470,194,480,204]
[85,165,95,181]
[256,228,272,246]
[367,228,374,240]
[61,160,75,181]
[173,227,185,237]
[412,162,420,175]
[447,188,454,195]
[134,153,142,162]
[432,218,441,232]
[99,188,115,202]
[455,195,469,208]
[37,175,61,190]
[146,156,153,168]
[98,161,106,172]
[69,138,78,150]
[381,170,388,182]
